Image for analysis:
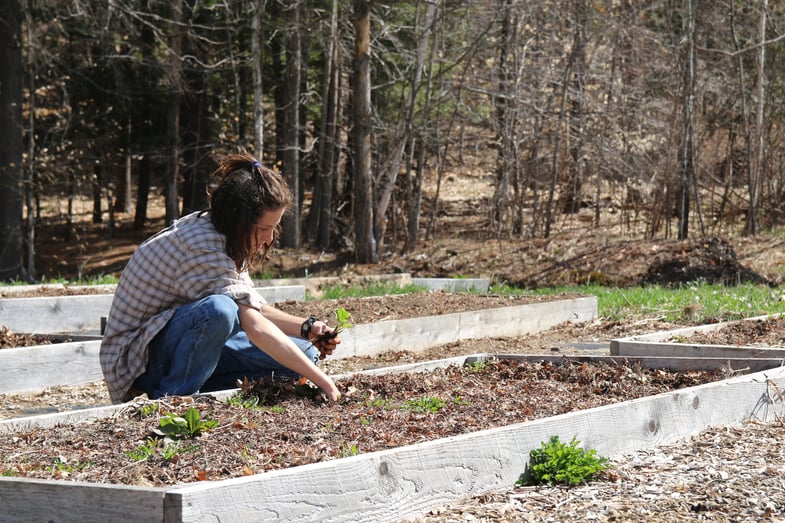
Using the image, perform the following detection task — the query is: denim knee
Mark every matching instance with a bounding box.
[292,336,320,364]
[198,294,240,338]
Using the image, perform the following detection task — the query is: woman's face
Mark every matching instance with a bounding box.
[251,207,285,253]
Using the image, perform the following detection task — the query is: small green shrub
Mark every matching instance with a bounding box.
[518,435,609,486]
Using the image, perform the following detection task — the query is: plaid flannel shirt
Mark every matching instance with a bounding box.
[99,211,267,403]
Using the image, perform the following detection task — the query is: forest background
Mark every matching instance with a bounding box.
[1,1,785,284]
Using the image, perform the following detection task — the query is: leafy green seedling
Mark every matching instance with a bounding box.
[517,435,609,486]
[310,308,353,363]
[315,307,353,345]
[156,407,218,438]
[126,437,199,462]
[139,403,159,417]
[404,396,447,413]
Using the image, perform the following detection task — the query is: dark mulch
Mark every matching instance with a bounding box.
[0,358,722,487]
[670,316,785,347]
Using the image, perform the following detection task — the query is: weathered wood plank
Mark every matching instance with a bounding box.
[612,340,785,360]
[0,286,307,334]
[411,277,489,292]
[0,340,103,393]
[0,403,123,433]
[0,477,166,523]
[336,296,598,359]
[255,273,415,298]
[0,294,115,334]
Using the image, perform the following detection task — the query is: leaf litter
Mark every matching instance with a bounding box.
[0,358,722,487]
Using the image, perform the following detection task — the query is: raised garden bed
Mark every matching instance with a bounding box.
[1,354,784,522]
[0,294,597,394]
[610,313,785,361]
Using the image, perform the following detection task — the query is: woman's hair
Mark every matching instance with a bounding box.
[208,153,293,271]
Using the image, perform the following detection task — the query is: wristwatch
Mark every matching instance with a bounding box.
[300,316,319,339]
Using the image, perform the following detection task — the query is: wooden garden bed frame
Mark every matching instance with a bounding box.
[610,313,785,362]
[1,351,783,522]
[0,295,597,394]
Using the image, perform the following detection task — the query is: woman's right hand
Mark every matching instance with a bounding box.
[320,378,341,401]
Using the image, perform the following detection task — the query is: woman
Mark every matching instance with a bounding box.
[99,153,340,403]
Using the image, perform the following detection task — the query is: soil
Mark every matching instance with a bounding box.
[666,315,785,347]
[0,358,722,487]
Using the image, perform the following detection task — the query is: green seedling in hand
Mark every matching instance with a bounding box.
[314,307,353,345]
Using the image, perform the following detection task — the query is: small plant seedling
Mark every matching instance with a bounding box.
[466,360,489,373]
[126,437,199,462]
[404,396,447,413]
[226,394,261,409]
[51,457,92,476]
[340,443,360,457]
[139,403,160,417]
[126,438,158,461]
[517,435,610,486]
[315,307,353,345]
[156,407,218,438]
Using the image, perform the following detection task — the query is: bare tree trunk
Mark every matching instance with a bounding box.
[403,1,438,253]
[252,0,266,156]
[311,0,341,249]
[115,119,132,213]
[0,0,25,280]
[544,46,574,239]
[564,0,588,220]
[491,0,516,238]
[745,0,767,236]
[134,155,152,230]
[24,3,36,279]
[352,0,376,263]
[678,0,697,240]
[279,0,302,248]
[92,162,103,224]
[165,0,184,224]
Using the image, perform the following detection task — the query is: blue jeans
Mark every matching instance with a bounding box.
[133,295,319,399]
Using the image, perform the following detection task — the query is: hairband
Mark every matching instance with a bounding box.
[251,159,262,170]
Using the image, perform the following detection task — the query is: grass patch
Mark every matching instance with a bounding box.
[0,275,119,287]
[318,282,428,300]
[491,282,785,323]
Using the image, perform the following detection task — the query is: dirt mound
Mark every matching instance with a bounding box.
[640,237,773,287]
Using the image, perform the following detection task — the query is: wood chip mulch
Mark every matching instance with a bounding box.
[400,419,785,522]
[0,359,721,488]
